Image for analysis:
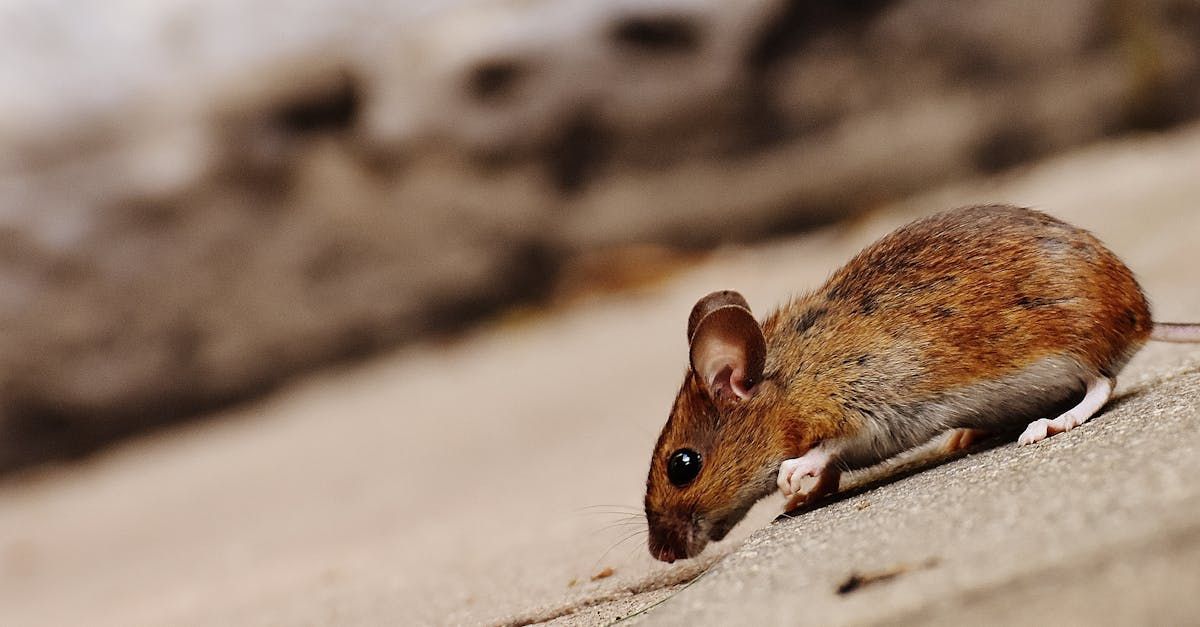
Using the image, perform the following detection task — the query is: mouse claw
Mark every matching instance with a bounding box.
[783,489,814,511]
[1017,418,1052,445]
[777,445,833,497]
[777,458,810,495]
[781,463,842,512]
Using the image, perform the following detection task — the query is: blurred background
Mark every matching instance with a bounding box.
[2,0,1198,469]
[1,1,1199,625]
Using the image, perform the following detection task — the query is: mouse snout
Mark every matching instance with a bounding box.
[649,541,680,563]
[646,510,708,562]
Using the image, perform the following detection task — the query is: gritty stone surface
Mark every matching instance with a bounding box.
[3,0,1200,469]
[0,119,1199,626]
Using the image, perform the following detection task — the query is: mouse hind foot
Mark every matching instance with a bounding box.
[943,428,989,453]
[1017,375,1114,445]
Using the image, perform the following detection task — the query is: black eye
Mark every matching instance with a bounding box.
[667,448,702,487]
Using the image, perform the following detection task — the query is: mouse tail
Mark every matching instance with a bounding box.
[1150,322,1200,343]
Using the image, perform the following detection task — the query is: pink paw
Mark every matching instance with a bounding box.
[1018,376,1113,446]
[777,459,819,495]
[776,445,832,497]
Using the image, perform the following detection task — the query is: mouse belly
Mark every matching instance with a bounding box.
[833,354,1093,470]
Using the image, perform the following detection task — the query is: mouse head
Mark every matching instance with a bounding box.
[644,290,787,562]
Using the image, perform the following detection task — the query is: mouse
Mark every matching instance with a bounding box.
[643,204,1200,563]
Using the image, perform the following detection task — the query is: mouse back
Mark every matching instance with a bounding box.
[767,205,1153,394]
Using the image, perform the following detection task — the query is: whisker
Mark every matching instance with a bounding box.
[577,504,641,512]
[617,530,651,565]
[590,529,648,573]
[579,511,645,519]
[594,520,648,534]
[582,515,646,527]
[596,518,646,527]
[613,531,649,569]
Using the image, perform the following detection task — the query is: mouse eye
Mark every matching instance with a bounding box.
[667,449,702,487]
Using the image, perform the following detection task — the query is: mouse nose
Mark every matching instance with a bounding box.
[647,529,685,562]
[651,544,678,563]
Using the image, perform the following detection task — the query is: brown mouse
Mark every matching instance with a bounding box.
[644,205,1200,563]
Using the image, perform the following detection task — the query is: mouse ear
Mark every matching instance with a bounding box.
[687,291,766,401]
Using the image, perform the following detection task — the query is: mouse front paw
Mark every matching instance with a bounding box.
[779,461,842,512]
[777,457,824,496]
[776,444,837,499]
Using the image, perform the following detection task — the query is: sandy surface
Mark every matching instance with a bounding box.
[1,125,1199,626]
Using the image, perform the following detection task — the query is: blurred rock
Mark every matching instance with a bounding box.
[0,0,1198,468]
